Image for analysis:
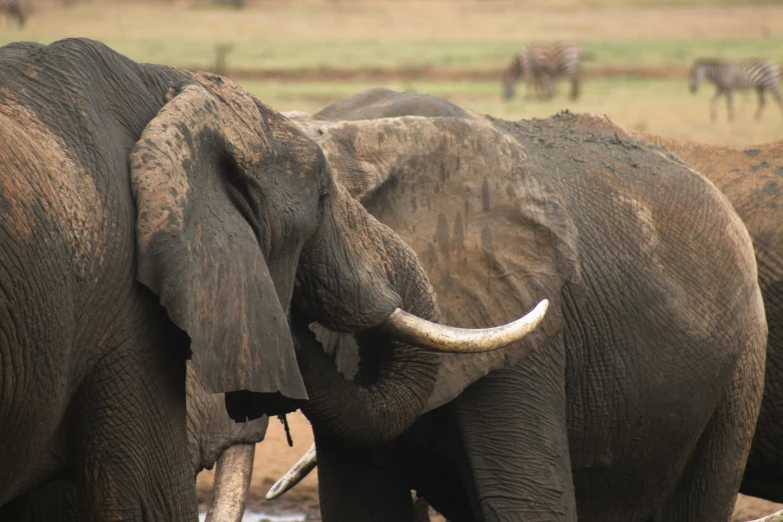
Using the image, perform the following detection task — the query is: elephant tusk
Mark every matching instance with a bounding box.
[379,299,549,353]
[265,442,317,500]
[747,510,783,522]
[205,444,255,522]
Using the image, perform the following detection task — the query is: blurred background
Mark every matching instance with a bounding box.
[3,0,780,520]
[2,0,781,147]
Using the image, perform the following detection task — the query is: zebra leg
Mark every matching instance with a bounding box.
[725,90,734,121]
[710,89,723,121]
[542,76,555,100]
[770,88,783,119]
[531,72,544,100]
[569,75,580,101]
[756,87,766,120]
[13,6,25,28]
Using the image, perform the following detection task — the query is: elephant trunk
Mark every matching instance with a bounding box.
[205,444,255,522]
[293,187,443,444]
[296,322,441,445]
[294,182,547,444]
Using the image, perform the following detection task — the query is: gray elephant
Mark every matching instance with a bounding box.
[0,362,267,521]
[615,127,783,506]
[0,42,540,520]
[276,89,768,522]
[530,116,783,509]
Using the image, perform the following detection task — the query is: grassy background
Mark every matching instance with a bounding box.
[4,2,780,519]
[2,0,782,145]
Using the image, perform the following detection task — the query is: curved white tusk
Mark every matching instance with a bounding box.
[380,299,549,353]
[265,442,317,500]
[746,510,783,522]
[205,444,255,522]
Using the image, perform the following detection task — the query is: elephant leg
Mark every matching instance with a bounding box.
[398,408,476,522]
[67,293,197,521]
[742,268,783,502]
[654,336,765,522]
[454,339,576,522]
[315,431,413,522]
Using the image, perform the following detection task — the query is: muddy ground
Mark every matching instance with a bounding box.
[197,411,781,521]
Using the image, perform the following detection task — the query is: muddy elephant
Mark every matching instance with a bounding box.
[522,115,783,508]
[616,128,783,506]
[0,42,543,520]
[0,362,268,521]
[274,89,768,522]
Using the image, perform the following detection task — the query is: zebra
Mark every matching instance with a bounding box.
[502,47,542,101]
[502,43,588,101]
[0,0,25,28]
[689,58,783,121]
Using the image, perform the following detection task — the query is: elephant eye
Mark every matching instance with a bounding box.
[316,190,329,221]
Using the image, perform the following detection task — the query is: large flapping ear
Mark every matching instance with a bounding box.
[129,78,308,414]
[304,116,582,411]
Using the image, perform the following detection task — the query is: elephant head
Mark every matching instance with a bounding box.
[130,76,546,461]
[267,90,581,493]
[289,91,579,409]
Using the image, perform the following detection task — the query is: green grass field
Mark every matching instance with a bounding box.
[1,0,782,146]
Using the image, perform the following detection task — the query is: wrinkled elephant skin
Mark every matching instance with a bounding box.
[285,89,768,522]
[0,43,456,520]
[620,126,783,504]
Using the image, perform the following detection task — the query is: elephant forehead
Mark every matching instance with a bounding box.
[0,93,102,272]
[315,116,526,200]
[192,72,318,168]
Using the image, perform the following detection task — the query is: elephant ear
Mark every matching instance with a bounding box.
[129,79,308,414]
[305,115,582,411]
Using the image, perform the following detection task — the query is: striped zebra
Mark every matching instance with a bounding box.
[689,58,783,121]
[0,0,26,28]
[502,43,587,101]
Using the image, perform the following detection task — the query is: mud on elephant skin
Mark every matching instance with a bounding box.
[278,90,767,522]
[598,122,783,506]
[536,112,783,508]
[0,42,542,520]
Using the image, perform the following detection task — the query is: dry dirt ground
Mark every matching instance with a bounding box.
[197,412,782,521]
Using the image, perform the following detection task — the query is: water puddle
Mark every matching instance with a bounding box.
[198,511,305,522]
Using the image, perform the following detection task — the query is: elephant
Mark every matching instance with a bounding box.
[273,88,768,522]
[556,117,783,508]
[0,362,268,521]
[498,115,783,509]
[0,42,544,521]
